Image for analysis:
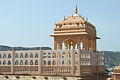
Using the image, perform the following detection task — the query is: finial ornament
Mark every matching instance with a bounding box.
[75,5,78,14]
[64,16,66,20]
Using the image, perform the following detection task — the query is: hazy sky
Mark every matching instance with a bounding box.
[0,0,120,51]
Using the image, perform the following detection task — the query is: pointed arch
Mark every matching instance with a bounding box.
[43,60,46,65]
[52,60,56,65]
[48,60,51,65]
[15,60,19,65]
[3,54,6,58]
[62,61,64,65]
[35,53,38,58]
[8,54,11,58]
[35,60,38,65]
[30,53,33,58]
[8,60,11,65]
[3,60,6,65]
[80,42,83,50]
[30,60,33,65]
[20,60,23,65]
[20,53,23,58]
[53,53,56,58]
[25,53,28,58]
[25,60,28,65]
[15,53,19,58]
[63,38,77,50]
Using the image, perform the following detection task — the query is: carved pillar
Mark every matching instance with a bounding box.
[71,49,75,75]
[83,37,90,51]
[39,49,43,75]
[54,37,57,50]
[78,47,81,76]
[11,49,15,74]
[93,39,96,51]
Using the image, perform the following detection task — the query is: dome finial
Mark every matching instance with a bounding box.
[75,5,78,14]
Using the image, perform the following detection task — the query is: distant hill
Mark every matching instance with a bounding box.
[0,45,52,51]
[102,51,120,67]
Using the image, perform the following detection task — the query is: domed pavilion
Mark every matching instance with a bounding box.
[50,6,100,52]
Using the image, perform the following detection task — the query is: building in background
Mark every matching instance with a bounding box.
[0,6,107,80]
[112,65,120,80]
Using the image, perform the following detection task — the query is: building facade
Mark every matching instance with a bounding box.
[112,65,120,80]
[0,7,107,80]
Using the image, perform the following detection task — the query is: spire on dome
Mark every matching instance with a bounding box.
[74,5,78,14]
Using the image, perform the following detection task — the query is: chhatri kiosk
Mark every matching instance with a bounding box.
[50,6,99,51]
[0,7,107,80]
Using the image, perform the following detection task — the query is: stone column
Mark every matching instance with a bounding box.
[93,39,96,52]
[71,49,75,75]
[78,47,81,76]
[54,38,57,50]
[39,49,43,75]
[82,38,88,50]
[11,49,15,74]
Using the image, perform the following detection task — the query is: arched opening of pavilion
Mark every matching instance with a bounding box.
[63,39,77,50]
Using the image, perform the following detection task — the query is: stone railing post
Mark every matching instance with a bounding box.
[71,49,75,76]
[78,47,81,76]
[39,49,43,75]
[11,49,15,74]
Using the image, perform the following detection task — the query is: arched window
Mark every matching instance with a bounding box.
[43,60,46,65]
[35,53,38,58]
[52,61,54,65]
[75,52,77,54]
[80,42,83,50]
[48,60,51,65]
[0,54,2,58]
[43,53,46,55]
[25,53,28,58]
[48,52,51,55]
[3,60,6,65]
[52,61,56,65]
[35,60,38,65]
[3,54,6,58]
[15,53,19,58]
[30,60,33,65]
[0,61,1,65]
[8,60,11,65]
[8,54,11,58]
[20,60,23,65]
[15,60,19,65]
[53,53,56,58]
[25,60,28,65]
[62,61,64,65]
[48,52,51,58]
[20,53,23,58]
[62,52,65,54]
[30,53,33,58]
